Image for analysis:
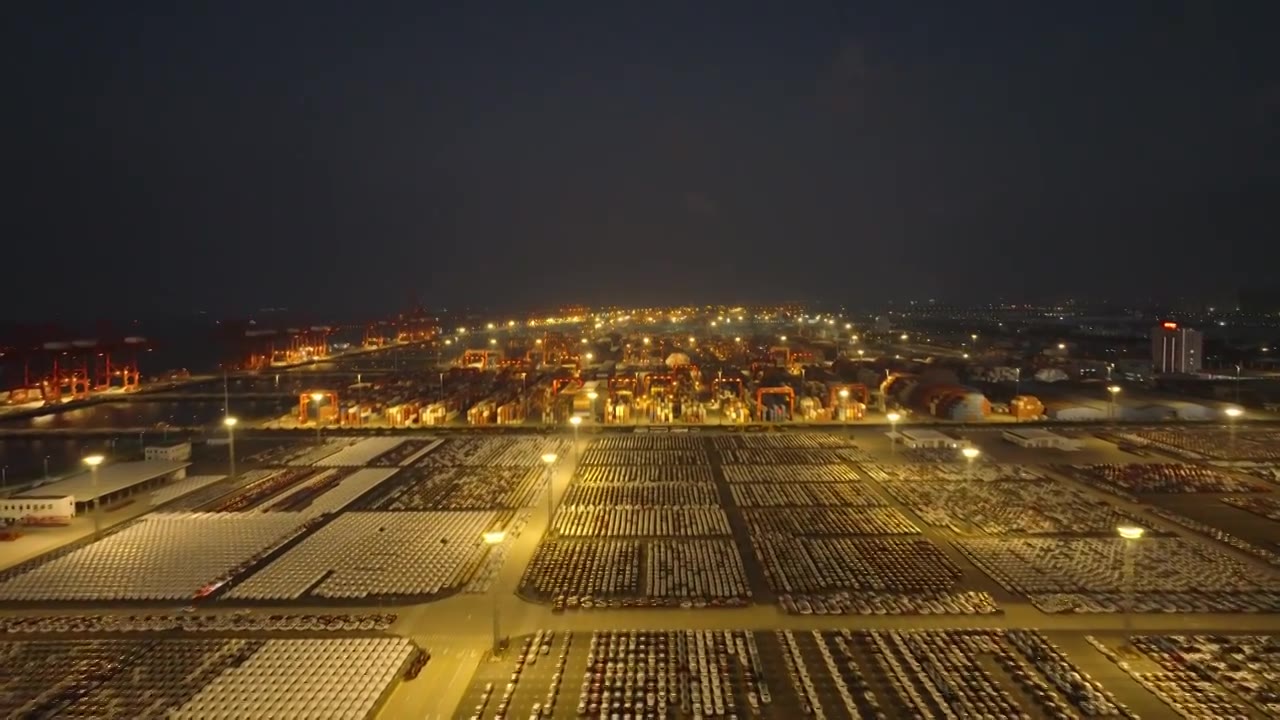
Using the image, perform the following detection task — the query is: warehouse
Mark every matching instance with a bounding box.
[0,496,75,525]
[15,460,190,513]
[1001,428,1080,451]
[896,429,962,449]
[144,440,192,462]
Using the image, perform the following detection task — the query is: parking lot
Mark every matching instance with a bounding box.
[3,424,1280,718]
[457,628,1178,719]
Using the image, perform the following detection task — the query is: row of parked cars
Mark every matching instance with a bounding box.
[0,612,398,634]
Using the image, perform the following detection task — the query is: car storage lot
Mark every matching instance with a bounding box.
[457,627,1201,720]
[519,428,1280,620]
[3,425,1280,719]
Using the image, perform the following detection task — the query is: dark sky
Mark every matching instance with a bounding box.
[4,2,1278,321]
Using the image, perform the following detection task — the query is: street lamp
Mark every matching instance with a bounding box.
[1225,406,1243,458]
[83,454,105,540]
[887,412,901,455]
[838,389,850,436]
[482,530,507,653]
[1117,524,1145,642]
[569,415,582,457]
[311,392,325,443]
[223,416,238,481]
[961,446,980,467]
[1107,385,1121,420]
[541,453,558,531]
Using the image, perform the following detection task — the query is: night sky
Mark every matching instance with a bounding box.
[4,2,1278,321]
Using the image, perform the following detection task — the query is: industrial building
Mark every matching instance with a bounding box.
[894,428,963,449]
[0,496,75,525]
[14,460,189,513]
[1150,322,1203,374]
[1001,428,1080,450]
[144,440,192,462]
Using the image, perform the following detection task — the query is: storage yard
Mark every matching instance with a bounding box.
[459,628,1144,720]
[1,424,1280,718]
[0,635,416,719]
[7,306,1279,448]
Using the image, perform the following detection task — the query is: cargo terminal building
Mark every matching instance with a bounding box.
[11,459,189,515]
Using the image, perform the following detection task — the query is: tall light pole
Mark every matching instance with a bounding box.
[587,391,598,424]
[541,453,558,532]
[961,446,980,468]
[1224,407,1243,459]
[798,367,808,420]
[887,412,901,455]
[482,530,507,654]
[1107,385,1121,420]
[569,415,582,458]
[223,416,238,481]
[83,454,105,540]
[311,392,324,443]
[838,389,850,437]
[1117,525,1145,643]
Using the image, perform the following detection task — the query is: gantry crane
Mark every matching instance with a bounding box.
[755,386,795,421]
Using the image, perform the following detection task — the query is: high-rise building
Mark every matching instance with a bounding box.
[1150,321,1203,374]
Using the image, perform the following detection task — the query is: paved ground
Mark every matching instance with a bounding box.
[2,427,1279,719]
